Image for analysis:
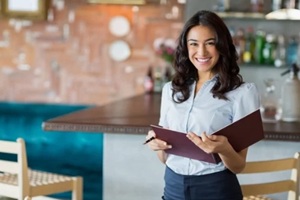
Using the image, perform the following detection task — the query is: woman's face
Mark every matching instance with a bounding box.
[186,25,219,76]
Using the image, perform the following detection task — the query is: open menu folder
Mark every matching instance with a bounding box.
[150,109,264,164]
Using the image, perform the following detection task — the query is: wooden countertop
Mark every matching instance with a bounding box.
[42,93,300,142]
[42,93,161,134]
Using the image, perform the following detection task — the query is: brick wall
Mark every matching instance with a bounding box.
[0,0,184,105]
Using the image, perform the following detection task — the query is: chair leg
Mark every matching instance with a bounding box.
[72,177,83,200]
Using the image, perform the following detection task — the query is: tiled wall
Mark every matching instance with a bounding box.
[0,0,184,105]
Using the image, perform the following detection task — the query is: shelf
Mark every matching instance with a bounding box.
[217,10,300,21]
[216,11,265,19]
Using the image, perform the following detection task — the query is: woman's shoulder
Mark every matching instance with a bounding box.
[162,81,172,92]
[232,82,258,93]
[229,82,261,119]
[226,82,259,99]
[161,81,173,97]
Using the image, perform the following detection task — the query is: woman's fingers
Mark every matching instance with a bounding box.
[187,132,217,153]
[146,130,172,150]
[187,132,203,145]
[146,130,156,140]
[149,138,172,150]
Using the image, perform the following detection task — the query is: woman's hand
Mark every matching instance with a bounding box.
[186,131,230,154]
[187,131,247,173]
[145,130,171,164]
[146,130,172,151]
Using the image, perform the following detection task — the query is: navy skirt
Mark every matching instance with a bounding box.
[162,167,243,200]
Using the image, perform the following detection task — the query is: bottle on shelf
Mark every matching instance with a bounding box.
[144,66,154,94]
[215,0,231,12]
[283,0,297,9]
[274,34,287,67]
[280,63,300,122]
[254,30,266,64]
[272,0,283,11]
[286,36,299,66]
[233,28,245,64]
[153,67,163,93]
[261,78,280,122]
[242,26,256,64]
[262,34,277,65]
[250,0,264,13]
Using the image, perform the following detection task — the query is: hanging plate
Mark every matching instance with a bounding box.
[109,16,130,37]
[109,40,131,62]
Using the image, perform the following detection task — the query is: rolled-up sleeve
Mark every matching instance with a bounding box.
[232,83,261,122]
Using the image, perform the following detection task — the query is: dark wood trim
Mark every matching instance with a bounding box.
[43,93,300,142]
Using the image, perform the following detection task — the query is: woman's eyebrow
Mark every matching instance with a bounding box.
[206,38,216,42]
[187,39,198,42]
[187,38,216,42]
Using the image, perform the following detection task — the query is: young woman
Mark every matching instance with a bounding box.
[146,10,260,200]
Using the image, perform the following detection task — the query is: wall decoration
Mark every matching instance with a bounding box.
[109,40,131,62]
[108,15,130,37]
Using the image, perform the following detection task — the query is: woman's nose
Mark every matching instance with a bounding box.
[197,45,207,56]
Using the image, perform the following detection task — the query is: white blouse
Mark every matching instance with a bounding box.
[159,76,261,175]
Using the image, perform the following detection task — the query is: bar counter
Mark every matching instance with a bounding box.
[42,93,300,200]
[43,93,300,142]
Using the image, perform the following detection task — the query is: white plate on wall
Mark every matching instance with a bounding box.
[108,16,130,37]
[108,40,131,62]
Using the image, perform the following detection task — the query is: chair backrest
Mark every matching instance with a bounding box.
[0,138,29,199]
[240,152,300,200]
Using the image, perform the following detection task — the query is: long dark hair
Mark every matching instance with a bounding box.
[171,10,243,103]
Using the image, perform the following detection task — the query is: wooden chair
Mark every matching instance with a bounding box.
[0,138,83,200]
[240,152,300,200]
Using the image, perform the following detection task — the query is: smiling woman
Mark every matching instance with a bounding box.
[1,0,50,20]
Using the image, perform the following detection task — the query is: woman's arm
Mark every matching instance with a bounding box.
[146,130,171,164]
[156,150,168,163]
[217,144,247,173]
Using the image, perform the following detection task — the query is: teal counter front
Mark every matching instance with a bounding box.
[0,102,103,200]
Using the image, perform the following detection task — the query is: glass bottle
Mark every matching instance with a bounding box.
[243,26,256,64]
[272,0,283,10]
[254,30,266,64]
[262,34,277,65]
[153,67,163,93]
[274,35,286,67]
[236,28,246,64]
[286,36,299,66]
[281,64,300,122]
[216,0,230,12]
[250,0,264,12]
[144,66,154,94]
[261,78,280,122]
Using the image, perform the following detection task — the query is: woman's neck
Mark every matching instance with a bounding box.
[195,72,215,94]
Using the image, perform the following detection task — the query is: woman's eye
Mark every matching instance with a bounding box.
[206,41,216,46]
[189,43,198,46]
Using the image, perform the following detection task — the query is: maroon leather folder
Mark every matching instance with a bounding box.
[151,109,264,164]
